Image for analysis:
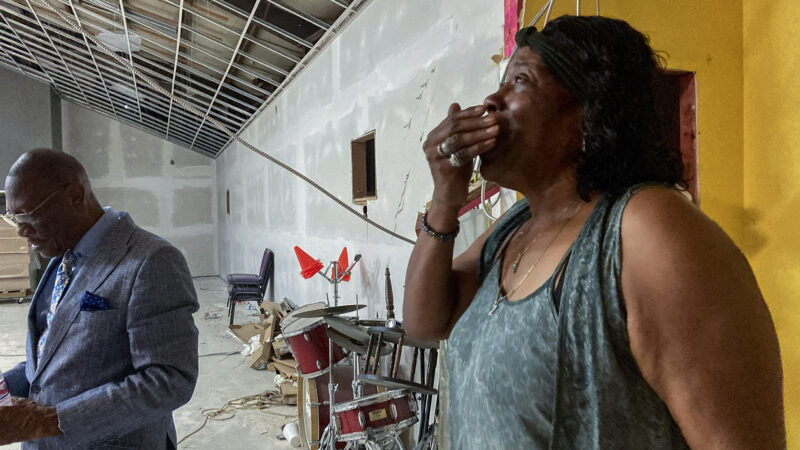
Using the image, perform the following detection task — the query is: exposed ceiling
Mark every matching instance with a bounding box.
[0,0,366,158]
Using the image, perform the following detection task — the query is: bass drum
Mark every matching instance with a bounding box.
[297,365,377,450]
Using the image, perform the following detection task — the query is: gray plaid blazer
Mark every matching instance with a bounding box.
[4,213,199,449]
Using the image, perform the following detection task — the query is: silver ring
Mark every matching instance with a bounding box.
[449,151,468,167]
[437,135,457,157]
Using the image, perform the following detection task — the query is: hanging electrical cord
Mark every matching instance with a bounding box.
[36,0,416,245]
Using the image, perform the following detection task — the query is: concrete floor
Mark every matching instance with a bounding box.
[0,276,297,450]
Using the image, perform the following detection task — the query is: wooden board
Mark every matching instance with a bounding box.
[0,277,29,292]
[0,237,27,253]
[0,288,29,298]
[0,194,35,296]
[0,253,28,277]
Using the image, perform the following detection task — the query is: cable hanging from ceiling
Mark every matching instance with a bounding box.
[35,0,417,245]
[32,0,601,245]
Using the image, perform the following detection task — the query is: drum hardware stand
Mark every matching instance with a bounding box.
[323,313,339,450]
[417,348,438,447]
[351,291,366,400]
[363,428,404,450]
[352,347,364,400]
[316,254,362,307]
[319,255,363,450]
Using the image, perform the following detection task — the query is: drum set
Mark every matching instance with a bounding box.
[280,300,440,449]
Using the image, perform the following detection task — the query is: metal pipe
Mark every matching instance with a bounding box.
[208,0,313,49]
[216,0,371,155]
[190,0,263,150]
[0,13,66,98]
[116,0,144,123]
[66,0,119,120]
[22,0,93,108]
[265,0,329,30]
[167,0,186,142]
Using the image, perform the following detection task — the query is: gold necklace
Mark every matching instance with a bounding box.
[508,203,573,273]
[489,201,585,316]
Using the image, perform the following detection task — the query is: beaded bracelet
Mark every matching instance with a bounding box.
[421,211,460,242]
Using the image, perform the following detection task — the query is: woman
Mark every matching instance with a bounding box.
[403,15,784,449]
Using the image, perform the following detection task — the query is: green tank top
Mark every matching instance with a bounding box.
[447,185,689,449]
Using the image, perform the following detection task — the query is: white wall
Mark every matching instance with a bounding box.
[217,0,504,319]
[62,102,218,276]
[0,66,54,178]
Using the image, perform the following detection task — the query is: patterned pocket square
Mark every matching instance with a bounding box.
[80,291,112,311]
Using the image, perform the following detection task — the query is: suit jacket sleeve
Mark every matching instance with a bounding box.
[54,245,199,444]
[4,361,30,397]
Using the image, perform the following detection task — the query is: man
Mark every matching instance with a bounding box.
[0,149,199,449]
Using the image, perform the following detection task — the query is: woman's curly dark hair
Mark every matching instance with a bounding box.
[541,16,685,199]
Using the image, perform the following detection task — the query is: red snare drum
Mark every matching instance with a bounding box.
[333,389,417,442]
[283,315,346,377]
[298,366,377,450]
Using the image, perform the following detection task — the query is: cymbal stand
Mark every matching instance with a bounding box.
[317,255,363,449]
[324,293,339,450]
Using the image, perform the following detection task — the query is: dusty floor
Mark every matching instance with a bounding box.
[0,276,297,450]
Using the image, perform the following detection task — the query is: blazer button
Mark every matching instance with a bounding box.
[29,384,41,394]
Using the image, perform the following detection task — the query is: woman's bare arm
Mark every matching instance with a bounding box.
[403,103,499,341]
[403,209,493,341]
[621,187,785,449]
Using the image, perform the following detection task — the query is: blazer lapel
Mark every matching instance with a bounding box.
[28,258,58,338]
[33,215,136,378]
[26,258,59,379]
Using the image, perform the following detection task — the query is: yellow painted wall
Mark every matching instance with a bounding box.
[743,1,800,446]
[522,0,799,445]
[523,0,745,242]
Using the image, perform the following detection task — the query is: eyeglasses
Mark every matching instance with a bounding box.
[1,191,58,228]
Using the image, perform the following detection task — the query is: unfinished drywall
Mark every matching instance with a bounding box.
[62,102,218,276]
[217,0,504,318]
[0,66,54,178]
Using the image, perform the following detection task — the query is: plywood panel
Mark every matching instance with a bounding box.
[0,237,27,254]
[0,277,29,292]
[0,253,29,278]
[0,226,18,238]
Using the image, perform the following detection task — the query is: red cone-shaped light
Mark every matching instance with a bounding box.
[335,247,350,282]
[294,246,323,279]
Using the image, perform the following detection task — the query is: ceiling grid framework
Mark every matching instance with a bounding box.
[0,0,365,157]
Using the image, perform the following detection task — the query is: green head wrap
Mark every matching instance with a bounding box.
[514,26,589,102]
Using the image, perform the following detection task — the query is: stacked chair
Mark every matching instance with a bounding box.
[227,248,274,325]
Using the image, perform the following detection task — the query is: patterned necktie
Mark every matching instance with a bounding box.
[37,250,79,364]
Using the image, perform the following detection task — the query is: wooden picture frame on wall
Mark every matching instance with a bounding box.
[352,131,377,206]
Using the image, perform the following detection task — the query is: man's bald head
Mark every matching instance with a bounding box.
[5,149,103,258]
[8,148,90,191]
